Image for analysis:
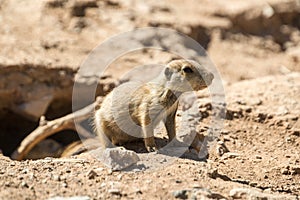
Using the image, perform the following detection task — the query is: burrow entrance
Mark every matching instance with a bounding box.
[0,64,115,158]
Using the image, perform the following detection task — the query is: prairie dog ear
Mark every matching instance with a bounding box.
[164,66,172,80]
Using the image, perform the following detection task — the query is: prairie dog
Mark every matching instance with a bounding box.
[94,59,214,152]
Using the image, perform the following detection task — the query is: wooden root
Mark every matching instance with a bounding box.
[11,97,103,161]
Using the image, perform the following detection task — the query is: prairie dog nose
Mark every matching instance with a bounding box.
[205,72,214,85]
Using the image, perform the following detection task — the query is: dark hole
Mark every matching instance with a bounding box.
[48,130,80,146]
[0,110,38,156]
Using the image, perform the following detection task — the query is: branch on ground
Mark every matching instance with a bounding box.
[11,97,103,161]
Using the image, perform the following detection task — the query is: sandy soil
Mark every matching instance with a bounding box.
[0,0,300,199]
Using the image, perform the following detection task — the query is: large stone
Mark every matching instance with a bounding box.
[90,147,140,171]
[229,188,297,200]
[172,188,225,199]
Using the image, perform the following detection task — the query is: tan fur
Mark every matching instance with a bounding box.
[94,59,214,152]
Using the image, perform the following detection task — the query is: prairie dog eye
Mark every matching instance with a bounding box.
[183,66,193,73]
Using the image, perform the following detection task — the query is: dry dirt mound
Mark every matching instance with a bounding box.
[0,73,299,200]
[1,0,300,199]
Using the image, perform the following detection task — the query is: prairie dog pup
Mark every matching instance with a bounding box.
[94,59,214,152]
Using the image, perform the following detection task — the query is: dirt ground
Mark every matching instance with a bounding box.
[0,0,300,199]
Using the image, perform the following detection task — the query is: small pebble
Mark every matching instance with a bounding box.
[86,169,97,179]
[108,188,121,195]
[53,175,61,181]
[62,182,68,188]
[175,180,182,183]
[281,168,289,175]
[117,174,123,180]
[249,182,257,187]
[21,181,29,188]
[172,190,188,199]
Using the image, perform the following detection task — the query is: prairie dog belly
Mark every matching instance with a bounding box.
[95,81,176,145]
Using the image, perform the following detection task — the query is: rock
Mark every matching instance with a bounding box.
[291,165,300,175]
[116,174,123,180]
[286,137,293,143]
[86,169,97,179]
[216,141,229,156]
[172,188,225,199]
[249,182,258,187]
[281,167,289,175]
[291,119,300,136]
[248,99,263,106]
[68,17,87,33]
[220,129,230,135]
[207,168,219,179]
[292,130,300,137]
[108,188,121,195]
[229,188,297,200]
[48,196,90,200]
[44,0,68,8]
[68,0,98,17]
[90,147,140,171]
[279,65,291,74]
[172,190,188,199]
[52,175,61,181]
[276,106,289,116]
[222,152,240,159]
[255,112,268,123]
[282,165,300,175]
[62,182,68,188]
[21,181,29,188]
[226,107,243,120]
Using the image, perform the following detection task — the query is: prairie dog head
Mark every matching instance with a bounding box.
[164,59,214,92]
